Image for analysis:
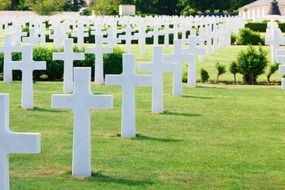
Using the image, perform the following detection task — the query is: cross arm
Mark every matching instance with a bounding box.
[5,133,41,154]
[136,75,152,86]
[52,94,74,109]
[89,95,113,110]
[105,75,123,86]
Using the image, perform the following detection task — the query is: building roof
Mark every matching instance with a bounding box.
[239,0,285,10]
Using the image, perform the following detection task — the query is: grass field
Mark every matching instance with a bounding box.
[1,43,285,189]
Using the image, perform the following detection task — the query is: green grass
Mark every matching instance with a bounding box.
[1,44,285,189]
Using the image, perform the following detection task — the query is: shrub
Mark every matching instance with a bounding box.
[180,6,196,16]
[235,46,268,84]
[29,0,65,15]
[230,61,239,84]
[200,68,209,83]
[237,28,264,45]
[0,46,124,81]
[267,63,279,84]
[216,62,226,83]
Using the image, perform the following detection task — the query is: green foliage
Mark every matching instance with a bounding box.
[17,0,31,10]
[235,46,268,84]
[215,62,226,83]
[29,0,66,15]
[200,68,209,83]
[0,0,10,10]
[236,28,264,45]
[89,0,118,15]
[245,22,268,32]
[180,5,196,16]
[0,46,123,81]
[230,61,239,84]
[267,63,279,84]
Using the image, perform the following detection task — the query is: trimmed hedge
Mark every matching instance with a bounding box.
[246,22,285,32]
[0,46,123,81]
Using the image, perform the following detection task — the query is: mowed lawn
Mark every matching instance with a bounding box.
[0,44,285,189]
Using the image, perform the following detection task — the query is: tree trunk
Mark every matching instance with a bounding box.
[11,0,19,10]
[234,74,236,84]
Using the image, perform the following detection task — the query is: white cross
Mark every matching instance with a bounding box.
[103,29,121,49]
[50,26,67,48]
[184,30,206,60]
[138,25,152,55]
[105,54,152,138]
[138,46,174,113]
[277,49,285,89]
[164,40,195,96]
[53,39,85,93]
[22,28,41,47]
[148,25,165,46]
[183,30,206,87]
[52,67,113,177]
[0,34,22,83]
[11,45,46,109]
[0,94,41,190]
[71,24,88,48]
[118,25,138,53]
[85,35,113,85]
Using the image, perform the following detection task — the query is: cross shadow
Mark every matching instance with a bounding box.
[87,171,154,186]
[162,111,201,117]
[29,107,63,113]
[182,95,216,99]
[134,134,183,142]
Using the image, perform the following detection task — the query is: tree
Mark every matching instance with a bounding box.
[236,46,268,84]
[267,63,279,84]
[216,62,226,83]
[0,0,10,10]
[230,61,239,84]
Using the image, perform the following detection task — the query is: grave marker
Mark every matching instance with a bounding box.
[0,94,41,190]
[52,67,113,177]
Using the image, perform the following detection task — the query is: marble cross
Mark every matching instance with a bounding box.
[0,94,41,190]
[138,46,174,113]
[22,28,41,47]
[11,45,46,109]
[118,25,138,53]
[105,54,152,138]
[138,25,152,55]
[52,67,113,177]
[85,35,113,85]
[0,34,22,83]
[53,39,85,93]
[164,40,195,96]
[183,30,206,87]
[71,23,88,48]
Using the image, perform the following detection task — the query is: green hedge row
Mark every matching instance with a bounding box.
[246,22,285,32]
[0,46,123,81]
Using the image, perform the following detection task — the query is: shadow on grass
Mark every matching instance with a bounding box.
[29,107,63,113]
[182,95,216,99]
[88,171,154,186]
[134,134,183,142]
[162,111,201,117]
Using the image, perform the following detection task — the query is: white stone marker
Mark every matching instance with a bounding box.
[11,45,46,109]
[0,34,22,83]
[53,39,85,93]
[164,40,195,96]
[183,30,206,87]
[106,54,151,138]
[0,94,41,190]
[52,67,113,177]
[279,64,285,89]
[118,25,138,53]
[86,35,113,85]
[22,28,41,47]
[138,46,174,113]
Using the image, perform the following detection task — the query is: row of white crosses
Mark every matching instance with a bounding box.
[0,16,245,189]
[267,21,285,89]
